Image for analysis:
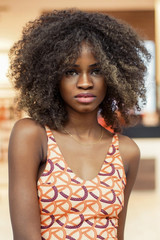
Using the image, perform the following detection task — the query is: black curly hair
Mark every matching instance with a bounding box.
[9,9,150,132]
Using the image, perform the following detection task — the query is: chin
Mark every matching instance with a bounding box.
[66,103,99,115]
[77,106,99,114]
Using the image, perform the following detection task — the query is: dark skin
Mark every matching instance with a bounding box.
[8,43,140,240]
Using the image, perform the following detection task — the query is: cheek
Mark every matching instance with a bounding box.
[60,79,68,98]
[99,80,107,98]
[60,77,74,94]
[59,81,73,104]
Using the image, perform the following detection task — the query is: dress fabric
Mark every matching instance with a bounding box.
[37,127,126,240]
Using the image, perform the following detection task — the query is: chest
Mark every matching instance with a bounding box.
[38,134,126,218]
[37,131,126,239]
[57,141,111,181]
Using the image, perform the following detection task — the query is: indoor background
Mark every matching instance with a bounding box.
[0,0,160,239]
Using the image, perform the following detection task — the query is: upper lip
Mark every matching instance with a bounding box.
[75,93,96,98]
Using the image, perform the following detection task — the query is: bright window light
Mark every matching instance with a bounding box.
[138,40,156,114]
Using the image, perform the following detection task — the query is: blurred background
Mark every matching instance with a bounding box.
[0,0,160,239]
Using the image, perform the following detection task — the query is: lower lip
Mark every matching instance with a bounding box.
[75,97,96,103]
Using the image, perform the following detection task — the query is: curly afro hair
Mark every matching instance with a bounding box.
[9,9,150,132]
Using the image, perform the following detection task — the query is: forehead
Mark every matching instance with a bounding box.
[75,42,97,62]
[63,41,100,68]
[79,42,95,55]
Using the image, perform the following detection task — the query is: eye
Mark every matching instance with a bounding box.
[91,68,102,76]
[65,69,78,76]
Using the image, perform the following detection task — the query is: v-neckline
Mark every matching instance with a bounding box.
[48,129,116,183]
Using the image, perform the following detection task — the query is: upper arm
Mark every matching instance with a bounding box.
[8,118,47,240]
[117,135,140,240]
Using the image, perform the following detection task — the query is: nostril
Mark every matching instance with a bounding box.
[77,85,93,90]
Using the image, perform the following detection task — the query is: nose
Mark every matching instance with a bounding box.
[76,73,93,89]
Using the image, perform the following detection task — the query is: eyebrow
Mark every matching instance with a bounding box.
[72,63,100,68]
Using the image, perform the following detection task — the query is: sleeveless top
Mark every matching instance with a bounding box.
[37,127,126,240]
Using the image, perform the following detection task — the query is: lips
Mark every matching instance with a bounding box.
[75,93,95,98]
[74,93,96,103]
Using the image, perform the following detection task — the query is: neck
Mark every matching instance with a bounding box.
[63,109,101,137]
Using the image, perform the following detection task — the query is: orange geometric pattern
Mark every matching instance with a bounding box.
[37,127,126,240]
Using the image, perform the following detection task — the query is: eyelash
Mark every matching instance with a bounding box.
[65,69,102,76]
[65,70,78,76]
[91,69,101,75]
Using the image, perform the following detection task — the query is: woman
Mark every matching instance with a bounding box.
[8,9,150,240]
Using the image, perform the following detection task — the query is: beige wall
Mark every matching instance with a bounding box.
[41,0,155,11]
[103,10,155,40]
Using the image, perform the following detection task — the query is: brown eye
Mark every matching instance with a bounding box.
[91,69,102,76]
[65,70,78,76]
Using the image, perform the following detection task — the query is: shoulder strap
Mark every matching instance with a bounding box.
[45,126,53,138]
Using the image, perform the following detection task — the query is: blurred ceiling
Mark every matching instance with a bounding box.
[0,0,155,50]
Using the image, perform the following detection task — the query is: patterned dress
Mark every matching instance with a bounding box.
[37,127,126,240]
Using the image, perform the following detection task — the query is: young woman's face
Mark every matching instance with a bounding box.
[60,43,106,115]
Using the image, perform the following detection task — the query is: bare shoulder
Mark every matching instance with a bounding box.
[118,134,140,171]
[118,134,140,160]
[9,118,47,163]
[11,117,46,138]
